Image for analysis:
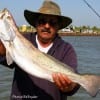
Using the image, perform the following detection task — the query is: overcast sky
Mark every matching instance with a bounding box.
[0,0,100,27]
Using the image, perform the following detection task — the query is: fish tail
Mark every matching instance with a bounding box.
[80,74,100,97]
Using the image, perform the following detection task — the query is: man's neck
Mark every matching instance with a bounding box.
[36,35,53,53]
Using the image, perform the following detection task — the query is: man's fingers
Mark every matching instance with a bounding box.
[52,73,62,89]
[52,73,72,91]
[57,73,69,87]
[62,74,72,85]
[52,72,74,92]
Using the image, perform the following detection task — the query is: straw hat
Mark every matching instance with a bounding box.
[24,0,72,29]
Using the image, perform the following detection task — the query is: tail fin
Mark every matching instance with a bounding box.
[80,74,100,97]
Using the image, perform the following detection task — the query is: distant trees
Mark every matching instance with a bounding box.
[74,25,100,33]
[18,25,100,34]
[18,25,36,32]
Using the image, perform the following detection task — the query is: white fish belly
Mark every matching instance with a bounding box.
[12,49,53,82]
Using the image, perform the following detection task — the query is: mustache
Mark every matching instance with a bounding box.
[41,28,51,33]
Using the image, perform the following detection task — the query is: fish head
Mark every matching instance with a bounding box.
[0,8,16,41]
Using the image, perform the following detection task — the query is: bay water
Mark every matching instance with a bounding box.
[0,36,100,100]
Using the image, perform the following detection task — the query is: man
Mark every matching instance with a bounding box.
[0,1,80,100]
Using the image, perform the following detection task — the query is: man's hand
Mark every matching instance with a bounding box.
[52,72,78,92]
[0,41,6,56]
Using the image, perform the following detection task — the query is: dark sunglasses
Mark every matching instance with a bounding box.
[36,16,59,27]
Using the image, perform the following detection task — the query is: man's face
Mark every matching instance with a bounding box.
[36,15,59,43]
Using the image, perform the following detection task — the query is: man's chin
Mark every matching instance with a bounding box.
[41,37,51,43]
[41,32,51,38]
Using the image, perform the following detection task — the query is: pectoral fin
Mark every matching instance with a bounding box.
[6,51,13,65]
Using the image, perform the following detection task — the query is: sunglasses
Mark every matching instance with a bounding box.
[36,16,59,27]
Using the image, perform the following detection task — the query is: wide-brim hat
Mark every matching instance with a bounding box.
[24,1,72,29]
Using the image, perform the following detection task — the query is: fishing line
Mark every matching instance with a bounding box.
[83,0,100,20]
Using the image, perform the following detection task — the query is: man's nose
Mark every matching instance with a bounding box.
[44,23,51,28]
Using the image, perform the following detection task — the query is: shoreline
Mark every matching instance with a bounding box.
[21,32,100,36]
[59,32,100,36]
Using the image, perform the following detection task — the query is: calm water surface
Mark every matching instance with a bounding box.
[63,36,100,100]
[0,36,100,100]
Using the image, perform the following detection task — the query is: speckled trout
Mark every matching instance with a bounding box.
[0,8,100,97]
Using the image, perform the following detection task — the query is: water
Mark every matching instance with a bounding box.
[0,36,100,100]
[63,36,100,100]
[0,65,13,100]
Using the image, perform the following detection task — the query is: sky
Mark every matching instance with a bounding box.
[0,0,100,27]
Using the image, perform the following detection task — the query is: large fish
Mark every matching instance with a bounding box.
[0,8,100,97]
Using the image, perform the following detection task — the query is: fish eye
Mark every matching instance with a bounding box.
[7,16,11,20]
